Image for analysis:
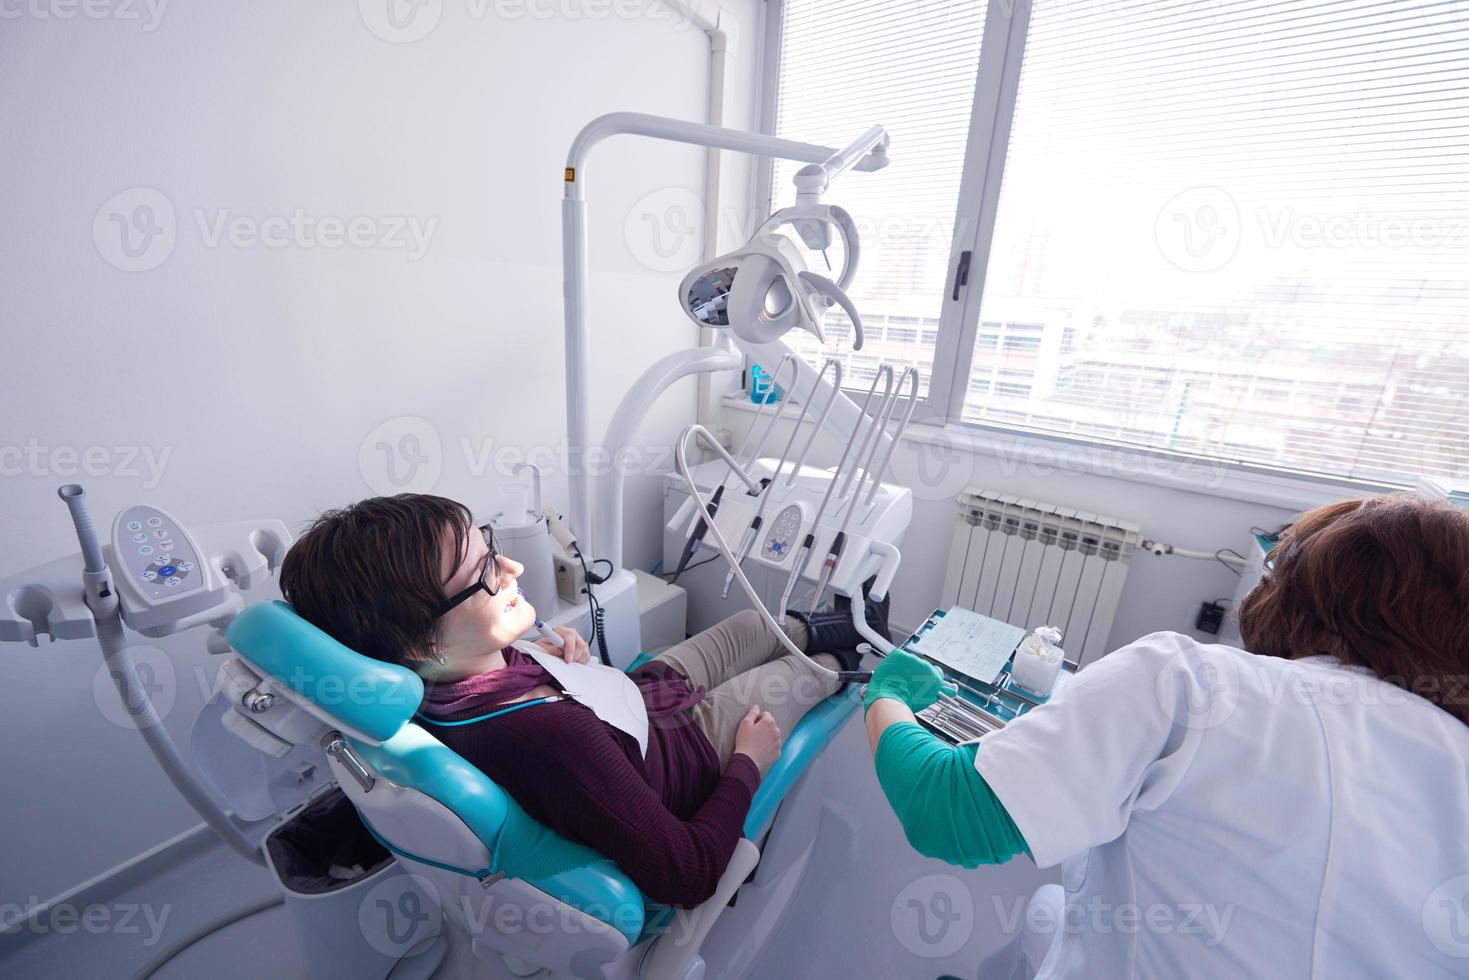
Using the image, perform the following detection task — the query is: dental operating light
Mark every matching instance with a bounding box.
[676,126,888,351]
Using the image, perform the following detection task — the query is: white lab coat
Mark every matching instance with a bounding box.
[974,631,1469,979]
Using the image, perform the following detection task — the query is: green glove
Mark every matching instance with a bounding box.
[863,650,951,712]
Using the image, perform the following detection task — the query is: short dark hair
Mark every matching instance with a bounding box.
[1239,493,1469,725]
[279,494,474,667]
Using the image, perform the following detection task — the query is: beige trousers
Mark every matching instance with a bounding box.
[653,609,843,768]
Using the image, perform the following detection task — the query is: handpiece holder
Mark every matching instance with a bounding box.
[0,494,290,645]
[0,485,291,866]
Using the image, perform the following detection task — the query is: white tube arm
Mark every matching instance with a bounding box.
[592,346,742,566]
[794,124,891,202]
[564,113,888,198]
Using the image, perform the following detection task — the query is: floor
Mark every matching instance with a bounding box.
[0,717,1055,980]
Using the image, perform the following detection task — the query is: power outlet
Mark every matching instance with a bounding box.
[1195,601,1225,635]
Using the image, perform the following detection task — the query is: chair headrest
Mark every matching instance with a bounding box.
[225,601,424,744]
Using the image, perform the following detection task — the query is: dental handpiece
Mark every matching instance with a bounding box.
[720,521,761,599]
[811,367,915,605]
[533,619,566,649]
[778,366,893,614]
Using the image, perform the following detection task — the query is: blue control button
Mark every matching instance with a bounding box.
[159,565,178,578]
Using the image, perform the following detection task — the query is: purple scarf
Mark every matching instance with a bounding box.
[419,646,706,719]
[419,646,556,717]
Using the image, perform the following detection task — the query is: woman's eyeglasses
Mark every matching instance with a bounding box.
[437,525,503,617]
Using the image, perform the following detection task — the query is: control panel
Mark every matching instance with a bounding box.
[761,503,805,565]
[114,505,204,599]
[111,504,228,633]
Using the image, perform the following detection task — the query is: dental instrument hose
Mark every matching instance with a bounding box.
[675,426,887,684]
[673,354,798,584]
[729,357,844,602]
[58,485,263,866]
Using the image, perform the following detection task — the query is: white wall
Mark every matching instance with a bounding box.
[0,0,762,903]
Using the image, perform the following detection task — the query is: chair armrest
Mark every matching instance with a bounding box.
[744,686,862,839]
[638,838,760,980]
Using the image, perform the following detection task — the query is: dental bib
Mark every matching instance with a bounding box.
[525,649,650,757]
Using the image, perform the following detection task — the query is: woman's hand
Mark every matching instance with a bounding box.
[535,627,591,665]
[733,705,783,776]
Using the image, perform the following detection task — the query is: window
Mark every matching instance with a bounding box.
[767,0,986,400]
[959,0,1469,483]
[768,0,1469,486]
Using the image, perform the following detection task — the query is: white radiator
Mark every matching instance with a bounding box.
[939,490,1142,667]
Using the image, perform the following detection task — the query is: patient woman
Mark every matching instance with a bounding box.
[278,493,875,907]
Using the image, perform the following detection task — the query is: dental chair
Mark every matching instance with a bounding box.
[219,599,861,980]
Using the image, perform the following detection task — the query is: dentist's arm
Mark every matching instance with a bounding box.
[864,652,1030,867]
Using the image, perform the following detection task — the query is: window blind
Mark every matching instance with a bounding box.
[965,0,1469,484]
[769,0,985,398]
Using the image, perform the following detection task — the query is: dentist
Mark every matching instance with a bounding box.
[864,493,1469,978]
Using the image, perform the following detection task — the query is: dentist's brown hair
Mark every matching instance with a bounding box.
[1239,493,1469,725]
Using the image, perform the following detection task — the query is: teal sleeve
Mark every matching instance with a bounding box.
[873,722,1030,868]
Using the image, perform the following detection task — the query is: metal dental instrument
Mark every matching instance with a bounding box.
[671,353,798,582]
[861,367,921,507]
[803,366,909,610]
[721,358,843,598]
[773,365,895,617]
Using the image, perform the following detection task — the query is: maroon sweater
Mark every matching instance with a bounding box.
[419,648,760,907]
